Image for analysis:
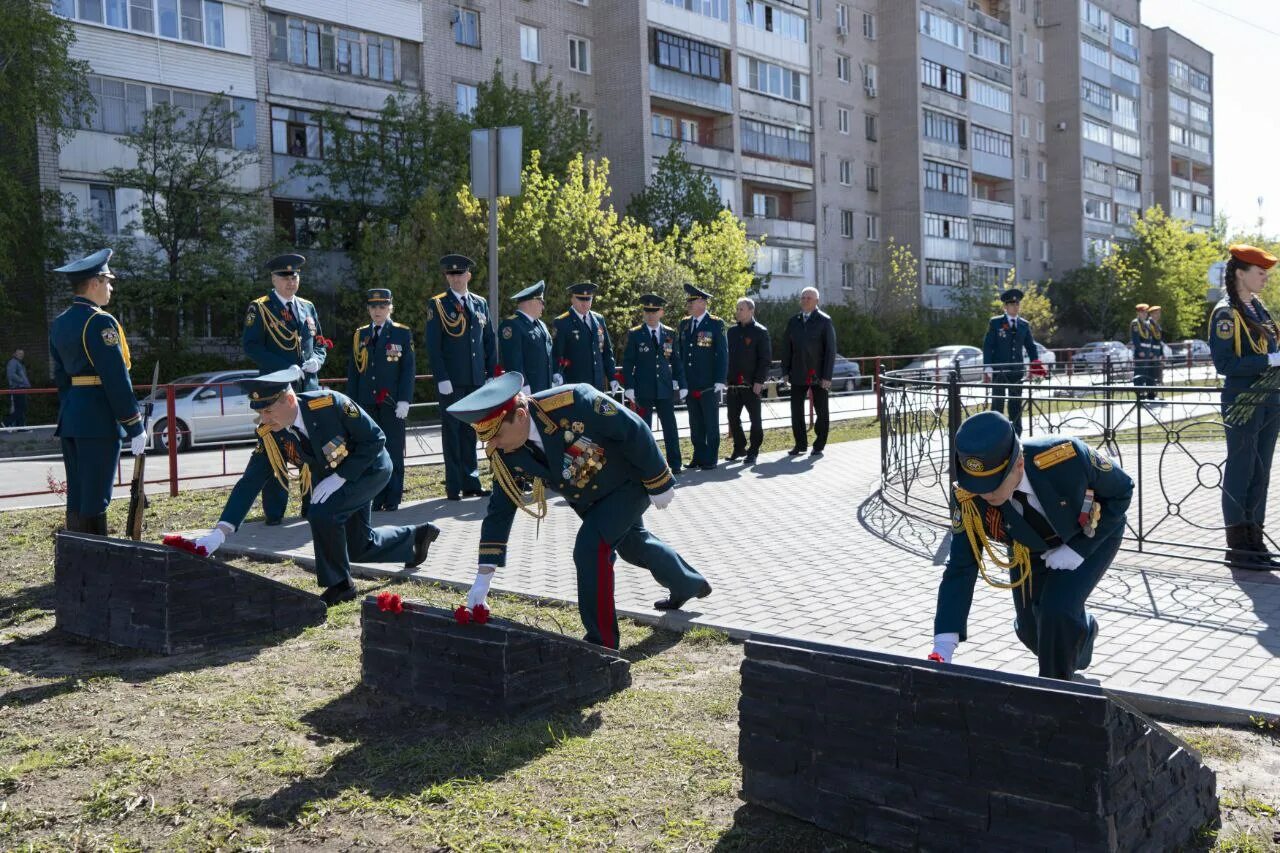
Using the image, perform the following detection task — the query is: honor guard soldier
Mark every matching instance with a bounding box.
[498,280,554,394]
[425,253,497,501]
[678,283,728,470]
[447,372,711,648]
[1210,244,1280,571]
[982,288,1041,436]
[1146,306,1165,396]
[242,253,328,524]
[929,411,1132,680]
[347,288,416,511]
[725,297,772,465]
[551,282,621,393]
[1130,302,1159,397]
[189,366,441,605]
[49,248,145,534]
[621,293,686,474]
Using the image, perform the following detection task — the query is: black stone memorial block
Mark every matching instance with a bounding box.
[54,532,327,654]
[738,636,1218,852]
[361,599,631,717]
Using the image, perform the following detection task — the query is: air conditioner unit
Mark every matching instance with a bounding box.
[1056,121,1068,131]
[836,23,849,36]
[1034,15,1045,27]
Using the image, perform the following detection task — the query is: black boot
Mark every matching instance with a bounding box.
[1226,524,1267,571]
[91,513,110,536]
[65,511,81,533]
[1247,525,1280,570]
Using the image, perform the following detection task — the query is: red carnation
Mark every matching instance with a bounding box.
[454,605,472,625]
[691,390,702,399]
[316,335,334,348]
[494,365,505,376]
[374,389,390,405]
[472,604,490,624]
[637,406,648,418]
[927,652,944,663]
[614,370,624,382]
[375,591,403,613]
[162,533,208,557]
[737,373,744,384]
[558,357,572,368]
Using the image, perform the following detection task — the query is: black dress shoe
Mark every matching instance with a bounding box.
[462,489,491,498]
[654,580,713,611]
[787,447,806,456]
[320,579,358,607]
[810,449,824,458]
[447,493,462,501]
[382,504,399,512]
[265,517,283,526]
[742,454,758,465]
[725,453,743,462]
[406,522,441,568]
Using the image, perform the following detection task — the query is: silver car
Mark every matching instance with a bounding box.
[1071,341,1133,367]
[902,345,985,381]
[148,369,260,451]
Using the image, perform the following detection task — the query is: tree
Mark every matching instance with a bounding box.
[625,145,725,241]
[99,98,268,351]
[1048,251,1130,342]
[0,3,90,318]
[985,271,1058,344]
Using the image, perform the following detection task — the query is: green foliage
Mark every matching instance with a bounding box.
[982,272,1058,344]
[624,145,726,241]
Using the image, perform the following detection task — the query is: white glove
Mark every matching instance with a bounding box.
[194,526,226,556]
[983,367,993,379]
[521,385,532,395]
[437,379,453,396]
[310,473,345,504]
[679,388,688,401]
[129,432,147,456]
[1268,353,1280,367]
[1043,544,1085,571]
[610,379,623,393]
[301,356,321,374]
[672,380,680,390]
[395,401,410,419]
[649,488,675,510]
[468,567,495,608]
[624,388,636,402]
[552,373,564,386]
[714,382,727,393]
[930,632,959,663]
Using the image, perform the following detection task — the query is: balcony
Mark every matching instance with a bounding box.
[651,134,736,172]
[648,65,732,113]
[972,244,1015,264]
[970,198,1014,220]
[968,7,1010,41]
[738,89,811,129]
[744,215,815,243]
[740,155,813,188]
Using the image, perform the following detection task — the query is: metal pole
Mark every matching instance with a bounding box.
[166,385,178,496]
[488,127,499,311]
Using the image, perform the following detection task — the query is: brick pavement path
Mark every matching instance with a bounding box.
[216,432,1280,722]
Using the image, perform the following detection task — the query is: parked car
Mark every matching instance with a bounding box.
[147,369,259,452]
[1024,341,1057,372]
[1168,339,1210,362]
[831,356,863,393]
[902,345,985,381]
[1071,341,1133,367]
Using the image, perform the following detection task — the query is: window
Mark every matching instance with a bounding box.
[271,105,324,159]
[89,185,117,235]
[971,30,1010,66]
[1035,79,1044,103]
[157,0,177,37]
[454,9,480,47]
[573,107,592,133]
[84,76,148,134]
[1169,92,1189,114]
[337,29,362,75]
[925,260,968,288]
[269,13,411,82]
[1021,155,1030,179]
[864,113,877,141]
[1082,118,1110,146]
[1169,58,1189,86]
[1085,236,1113,259]
[203,0,223,46]
[1112,93,1137,132]
[1035,38,1043,62]
[758,246,805,276]
[1189,131,1210,154]
[751,193,780,218]
[969,77,1011,113]
[923,160,968,194]
[1083,158,1110,184]
[1115,204,1139,226]
[841,262,856,290]
[1189,101,1210,123]
[1021,195,1031,220]
[972,217,1013,248]
[129,0,152,31]
[741,56,809,102]
[1037,159,1046,182]
[1038,199,1047,221]
[569,36,590,73]
[1189,68,1210,94]
[862,11,875,39]
[652,114,674,138]
[1172,188,1190,209]
[862,62,877,96]
[1084,196,1113,222]
[840,209,854,238]
[1036,121,1044,143]
[919,8,963,49]
[455,83,478,116]
[1169,123,1190,147]
[1019,115,1029,138]
[680,118,699,142]
[1111,55,1139,84]
[865,214,879,241]
[971,125,1012,157]
[368,35,394,82]
[1081,78,1111,110]
[923,109,965,147]
[1041,239,1051,263]
[1113,131,1140,156]
[1082,1,1109,31]
[1113,17,1136,46]
[740,119,811,163]
[655,31,723,81]
[836,54,851,82]
[63,0,225,44]
[837,158,851,185]
[179,0,202,42]
[661,0,730,21]
[1193,194,1212,215]
[520,24,540,62]
[738,0,808,41]
[837,107,849,134]
[1080,38,1108,69]
[1115,168,1140,192]
[866,164,878,191]
[833,2,847,30]
[924,213,969,240]
[921,59,964,97]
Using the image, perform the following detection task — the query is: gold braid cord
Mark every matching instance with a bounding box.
[257,426,313,497]
[1234,308,1275,356]
[956,494,1032,594]
[258,299,301,353]
[352,328,368,374]
[487,448,547,520]
[434,295,468,338]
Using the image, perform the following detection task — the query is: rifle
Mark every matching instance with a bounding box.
[126,363,161,540]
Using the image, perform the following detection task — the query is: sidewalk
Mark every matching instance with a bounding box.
[216,435,1280,723]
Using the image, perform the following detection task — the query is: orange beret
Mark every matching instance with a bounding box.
[1148,305,1161,312]
[1135,303,1149,312]
[1228,244,1278,269]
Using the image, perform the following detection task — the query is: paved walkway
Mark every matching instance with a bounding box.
[210,431,1280,723]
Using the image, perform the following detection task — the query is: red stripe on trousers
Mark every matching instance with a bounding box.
[596,538,616,649]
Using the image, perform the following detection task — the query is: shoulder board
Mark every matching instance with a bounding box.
[708,314,721,322]
[253,295,269,305]
[540,389,575,411]
[1033,442,1077,470]
[681,315,693,323]
[308,395,335,410]
[662,324,674,332]
[432,292,448,301]
[296,297,313,306]
[630,324,643,331]
[392,321,411,330]
[555,311,570,320]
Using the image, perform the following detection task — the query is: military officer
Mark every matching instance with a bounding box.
[424,253,497,501]
[346,288,416,511]
[725,297,772,465]
[678,283,728,470]
[551,282,621,393]
[622,293,686,474]
[189,366,441,605]
[447,372,711,648]
[48,248,145,535]
[498,280,554,394]
[929,411,1133,680]
[1146,305,1165,396]
[242,253,328,524]
[1209,244,1280,571]
[982,288,1041,436]
[1130,302,1157,396]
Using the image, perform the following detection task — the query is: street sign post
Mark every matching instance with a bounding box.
[470,126,524,309]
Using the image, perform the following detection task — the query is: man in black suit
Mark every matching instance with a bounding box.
[780,287,837,457]
[725,297,772,465]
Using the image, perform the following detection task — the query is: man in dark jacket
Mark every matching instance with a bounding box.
[725,297,771,464]
[780,287,836,457]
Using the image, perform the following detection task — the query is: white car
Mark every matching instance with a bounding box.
[1025,341,1057,371]
[1169,339,1211,362]
[902,345,985,381]
[1071,341,1133,367]
[148,369,260,451]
